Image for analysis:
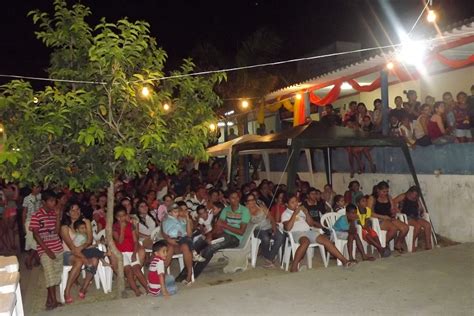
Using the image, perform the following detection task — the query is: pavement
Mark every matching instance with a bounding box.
[37,243,474,316]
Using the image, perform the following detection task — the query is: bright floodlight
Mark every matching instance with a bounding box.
[141,87,150,97]
[427,10,436,23]
[163,103,170,111]
[241,100,249,109]
[386,62,394,70]
[397,39,427,67]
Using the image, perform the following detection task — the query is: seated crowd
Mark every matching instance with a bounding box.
[321,86,474,146]
[1,166,435,309]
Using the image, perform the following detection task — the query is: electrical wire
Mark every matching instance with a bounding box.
[0,30,471,86]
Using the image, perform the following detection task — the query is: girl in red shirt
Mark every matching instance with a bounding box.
[113,206,148,296]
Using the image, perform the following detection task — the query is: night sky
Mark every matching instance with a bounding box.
[1,0,473,85]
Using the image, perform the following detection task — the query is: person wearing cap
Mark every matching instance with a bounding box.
[161,203,205,285]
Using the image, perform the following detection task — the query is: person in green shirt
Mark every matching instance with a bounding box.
[176,191,250,281]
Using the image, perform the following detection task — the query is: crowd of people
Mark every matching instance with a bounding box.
[319,86,474,177]
[0,166,434,310]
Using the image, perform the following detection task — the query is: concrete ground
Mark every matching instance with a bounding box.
[37,243,474,316]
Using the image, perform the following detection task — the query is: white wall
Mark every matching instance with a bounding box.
[330,66,473,111]
[265,171,474,243]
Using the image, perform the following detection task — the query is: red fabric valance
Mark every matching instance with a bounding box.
[309,82,342,106]
[433,53,474,69]
[347,77,381,92]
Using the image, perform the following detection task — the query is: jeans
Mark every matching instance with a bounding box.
[176,233,240,281]
[254,228,284,262]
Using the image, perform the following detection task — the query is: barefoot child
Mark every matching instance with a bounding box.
[148,240,177,297]
[29,190,64,310]
[113,206,148,296]
[356,195,391,258]
[333,204,375,262]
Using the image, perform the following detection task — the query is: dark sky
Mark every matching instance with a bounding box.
[1,0,473,84]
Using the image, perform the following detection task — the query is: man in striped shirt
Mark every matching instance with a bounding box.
[29,190,64,310]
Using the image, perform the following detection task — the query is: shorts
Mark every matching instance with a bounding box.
[82,247,105,259]
[122,252,141,267]
[292,230,320,243]
[335,231,349,240]
[455,129,472,138]
[40,252,64,288]
[148,275,178,297]
[362,227,378,241]
[63,251,73,265]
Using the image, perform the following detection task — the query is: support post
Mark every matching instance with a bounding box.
[323,147,332,186]
[224,119,228,141]
[275,111,282,132]
[243,114,250,183]
[286,145,300,194]
[304,92,311,121]
[381,70,389,135]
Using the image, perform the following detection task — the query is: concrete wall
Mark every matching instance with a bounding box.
[264,171,474,243]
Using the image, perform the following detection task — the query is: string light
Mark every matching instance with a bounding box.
[427,10,436,23]
[141,87,150,97]
[0,31,471,86]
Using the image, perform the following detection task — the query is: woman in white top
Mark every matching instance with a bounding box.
[413,104,432,146]
[137,200,157,250]
[281,195,352,272]
[60,203,96,303]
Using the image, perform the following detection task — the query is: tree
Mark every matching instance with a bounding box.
[0,0,224,295]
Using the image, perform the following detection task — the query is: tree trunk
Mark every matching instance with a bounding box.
[106,179,125,297]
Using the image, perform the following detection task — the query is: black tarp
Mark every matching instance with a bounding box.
[233,121,420,196]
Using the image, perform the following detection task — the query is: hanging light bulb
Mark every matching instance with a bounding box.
[33,97,39,104]
[141,87,150,97]
[241,100,249,109]
[296,93,302,100]
[209,123,216,131]
[386,62,394,70]
[427,10,436,23]
[163,103,170,111]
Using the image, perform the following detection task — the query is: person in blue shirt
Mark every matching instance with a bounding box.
[333,204,375,262]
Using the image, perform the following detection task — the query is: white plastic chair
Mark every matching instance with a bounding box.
[250,227,283,268]
[0,271,22,316]
[281,228,329,271]
[0,257,19,273]
[320,213,355,266]
[396,213,434,252]
[217,224,256,273]
[369,218,394,251]
[0,293,16,316]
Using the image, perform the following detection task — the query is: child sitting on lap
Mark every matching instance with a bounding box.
[333,204,375,262]
[73,220,110,272]
[148,240,177,297]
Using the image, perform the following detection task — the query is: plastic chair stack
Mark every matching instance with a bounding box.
[0,256,23,316]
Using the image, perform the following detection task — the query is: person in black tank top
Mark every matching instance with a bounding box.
[393,186,433,251]
[369,181,409,253]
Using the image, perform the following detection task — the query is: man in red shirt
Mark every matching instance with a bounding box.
[29,190,64,310]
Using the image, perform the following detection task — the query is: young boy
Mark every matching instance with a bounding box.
[333,204,375,262]
[197,205,213,240]
[356,195,391,258]
[148,240,177,297]
[29,190,64,310]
